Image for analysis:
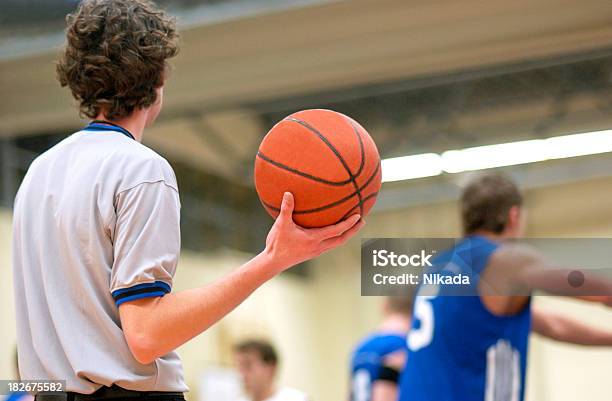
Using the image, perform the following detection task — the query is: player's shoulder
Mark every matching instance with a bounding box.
[107,137,178,193]
[34,129,171,171]
[27,132,75,167]
[353,333,380,354]
[356,332,404,351]
[351,332,406,369]
[110,134,168,164]
[493,240,543,265]
[25,130,177,191]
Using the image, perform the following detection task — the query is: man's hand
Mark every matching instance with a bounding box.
[264,192,365,273]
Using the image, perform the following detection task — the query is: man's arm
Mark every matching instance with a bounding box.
[532,306,612,346]
[370,349,405,401]
[371,381,398,401]
[119,192,363,364]
[483,243,612,304]
[519,268,612,305]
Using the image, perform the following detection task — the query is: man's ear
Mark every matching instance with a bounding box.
[155,86,164,103]
[267,363,279,380]
[507,205,521,230]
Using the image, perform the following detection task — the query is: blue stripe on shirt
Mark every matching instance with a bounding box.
[112,281,171,307]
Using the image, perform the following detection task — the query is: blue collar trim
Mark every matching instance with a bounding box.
[83,121,136,140]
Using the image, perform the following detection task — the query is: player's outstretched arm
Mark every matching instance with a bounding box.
[119,192,364,364]
[532,306,612,346]
[485,244,612,306]
[517,266,612,306]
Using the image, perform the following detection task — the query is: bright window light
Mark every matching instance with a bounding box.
[380,129,612,182]
[381,153,442,182]
[545,130,612,159]
[441,139,548,173]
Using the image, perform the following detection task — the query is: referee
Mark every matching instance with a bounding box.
[11,1,363,400]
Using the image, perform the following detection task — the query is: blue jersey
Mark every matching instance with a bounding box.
[399,235,531,401]
[350,333,407,401]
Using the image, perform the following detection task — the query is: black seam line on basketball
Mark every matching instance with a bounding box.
[336,191,380,223]
[262,162,379,214]
[333,191,380,225]
[261,162,380,214]
[344,117,366,179]
[257,151,353,186]
[285,117,364,215]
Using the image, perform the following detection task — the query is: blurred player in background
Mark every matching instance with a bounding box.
[11,1,363,400]
[234,340,309,401]
[349,296,412,401]
[399,172,612,401]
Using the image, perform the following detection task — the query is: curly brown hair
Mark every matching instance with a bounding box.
[56,0,179,120]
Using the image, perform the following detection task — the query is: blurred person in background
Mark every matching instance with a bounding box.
[399,171,612,401]
[349,296,412,401]
[4,348,34,401]
[234,340,309,401]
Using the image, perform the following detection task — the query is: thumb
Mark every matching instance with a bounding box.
[279,192,295,221]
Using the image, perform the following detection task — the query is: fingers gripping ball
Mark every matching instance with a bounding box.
[254,109,382,228]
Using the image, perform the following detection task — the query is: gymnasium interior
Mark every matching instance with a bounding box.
[1,0,612,400]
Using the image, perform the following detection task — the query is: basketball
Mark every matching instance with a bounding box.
[254,109,382,228]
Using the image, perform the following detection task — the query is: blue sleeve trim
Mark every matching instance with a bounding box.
[112,281,171,307]
[112,281,171,296]
[115,291,168,306]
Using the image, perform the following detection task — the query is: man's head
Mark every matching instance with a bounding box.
[461,172,524,238]
[56,0,179,124]
[234,339,278,398]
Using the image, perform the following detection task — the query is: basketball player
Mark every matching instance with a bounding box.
[349,297,412,401]
[11,1,363,400]
[398,172,612,401]
[234,340,309,401]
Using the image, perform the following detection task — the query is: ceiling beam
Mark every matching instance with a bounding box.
[2,0,612,136]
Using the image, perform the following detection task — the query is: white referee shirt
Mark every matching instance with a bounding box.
[12,126,187,394]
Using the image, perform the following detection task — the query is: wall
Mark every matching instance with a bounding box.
[0,211,17,379]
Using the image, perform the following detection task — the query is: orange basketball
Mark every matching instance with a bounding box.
[254,109,382,228]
